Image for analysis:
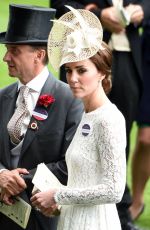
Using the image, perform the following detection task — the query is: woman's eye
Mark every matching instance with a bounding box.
[65,69,71,74]
[78,69,86,74]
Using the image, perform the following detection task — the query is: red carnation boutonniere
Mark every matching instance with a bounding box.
[37,94,55,108]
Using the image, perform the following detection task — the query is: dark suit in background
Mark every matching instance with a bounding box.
[51,1,150,229]
[129,19,150,221]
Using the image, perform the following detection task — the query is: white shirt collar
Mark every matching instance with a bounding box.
[17,66,49,92]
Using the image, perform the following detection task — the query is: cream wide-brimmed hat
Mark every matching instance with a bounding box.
[48,5,104,71]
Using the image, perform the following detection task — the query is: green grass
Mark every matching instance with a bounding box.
[0,1,150,229]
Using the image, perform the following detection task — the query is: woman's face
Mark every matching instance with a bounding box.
[65,59,103,99]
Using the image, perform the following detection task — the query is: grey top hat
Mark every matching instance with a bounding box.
[0,4,56,44]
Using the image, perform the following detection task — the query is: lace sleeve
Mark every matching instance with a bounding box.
[54,114,126,206]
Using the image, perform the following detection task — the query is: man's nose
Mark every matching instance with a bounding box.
[3,52,11,62]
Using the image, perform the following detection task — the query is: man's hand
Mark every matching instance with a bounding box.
[0,168,29,204]
[126,4,144,25]
[101,6,125,33]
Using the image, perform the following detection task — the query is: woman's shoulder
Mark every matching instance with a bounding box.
[96,103,125,127]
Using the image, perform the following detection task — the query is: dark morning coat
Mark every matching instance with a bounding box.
[0,72,83,230]
[136,20,150,124]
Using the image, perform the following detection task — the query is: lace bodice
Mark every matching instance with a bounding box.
[55,103,126,206]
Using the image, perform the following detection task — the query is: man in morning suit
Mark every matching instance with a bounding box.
[0,4,83,230]
[51,1,150,230]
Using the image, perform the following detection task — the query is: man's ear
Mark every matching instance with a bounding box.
[36,49,46,62]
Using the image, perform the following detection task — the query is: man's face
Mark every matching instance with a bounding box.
[3,44,37,81]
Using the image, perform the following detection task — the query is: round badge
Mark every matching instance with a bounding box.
[82,124,91,136]
[33,107,48,121]
[30,121,38,130]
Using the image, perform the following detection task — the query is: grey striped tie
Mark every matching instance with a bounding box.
[7,86,30,144]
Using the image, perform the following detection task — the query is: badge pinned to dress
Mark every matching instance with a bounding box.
[82,124,91,136]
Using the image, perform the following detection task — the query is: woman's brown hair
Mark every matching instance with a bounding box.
[90,42,112,94]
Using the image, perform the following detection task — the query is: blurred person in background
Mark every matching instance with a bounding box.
[129,19,150,221]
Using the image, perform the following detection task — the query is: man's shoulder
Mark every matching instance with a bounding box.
[47,74,83,110]
[47,73,73,97]
[0,82,17,96]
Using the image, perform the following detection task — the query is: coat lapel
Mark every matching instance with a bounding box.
[21,73,57,155]
[2,84,18,128]
[2,83,18,167]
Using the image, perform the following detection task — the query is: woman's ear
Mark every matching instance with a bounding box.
[101,75,106,81]
[98,72,105,81]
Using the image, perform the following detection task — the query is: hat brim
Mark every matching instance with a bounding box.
[48,8,103,71]
[0,32,48,44]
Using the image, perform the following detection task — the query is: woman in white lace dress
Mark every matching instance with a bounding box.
[31,6,126,230]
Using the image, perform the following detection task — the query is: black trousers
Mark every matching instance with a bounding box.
[109,51,141,159]
[109,51,141,225]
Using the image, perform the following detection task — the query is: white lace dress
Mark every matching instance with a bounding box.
[55,102,126,230]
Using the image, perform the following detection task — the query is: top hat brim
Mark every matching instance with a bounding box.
[0,32,48,44]
[0,5,56,45]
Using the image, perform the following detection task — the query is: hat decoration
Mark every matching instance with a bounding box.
[48,5,104,71]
